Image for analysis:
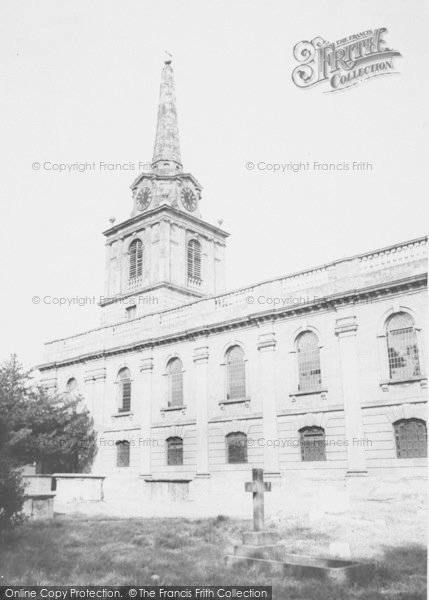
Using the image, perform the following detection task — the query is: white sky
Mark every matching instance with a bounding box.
[0,0,427,367]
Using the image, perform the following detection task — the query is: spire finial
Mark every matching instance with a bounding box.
[152,56,182,173]
[164,50,172,64]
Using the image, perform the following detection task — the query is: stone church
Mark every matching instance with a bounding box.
[39,59,427,503]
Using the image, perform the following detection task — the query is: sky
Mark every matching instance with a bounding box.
[0,0,427,367]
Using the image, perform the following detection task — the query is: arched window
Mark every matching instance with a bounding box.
[116,440,130,467]
[386,313,421,380]
[226,346,246,400]
[129,239,143,280]
[166,437,183,465]
[394,419,427,458]
[66,378,78,395]
[226,432,248,464]
[297,331,321,391]
[187,239,201,282]
[167,358,183,407]
[299,426,326,461]
[117,368,131,413]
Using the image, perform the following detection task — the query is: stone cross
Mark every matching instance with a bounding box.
[245,468,271,531]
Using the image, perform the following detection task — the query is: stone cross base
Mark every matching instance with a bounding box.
[242,530,278,546]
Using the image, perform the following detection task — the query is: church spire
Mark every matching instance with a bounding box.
[152,57,182,174]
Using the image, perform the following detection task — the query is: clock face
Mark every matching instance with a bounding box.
[181,187,197,211]
[136,187,152,210]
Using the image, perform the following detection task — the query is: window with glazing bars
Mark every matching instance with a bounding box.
[297,332,321,391]
[167,437,183,465]
[394,419,427,458]
[226,432,248,464]
[117,368,131,412]
[187,239,201,280]
[129,239,143,279]
[167,358,183,407]
[226,346,246,399]
[387,313,421,380]
[299,427,326,461]
[116,441,130,467]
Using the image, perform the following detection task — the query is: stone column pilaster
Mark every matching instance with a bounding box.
[193,345,210,479]
[41,373,58,395]
[139,356,154,478]
[257,331,281,478]
[335,315,367,476]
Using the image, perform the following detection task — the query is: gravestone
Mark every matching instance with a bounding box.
[242,468,278,546]
[225,468,368,584]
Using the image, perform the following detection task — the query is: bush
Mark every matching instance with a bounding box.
[0,456,26,538]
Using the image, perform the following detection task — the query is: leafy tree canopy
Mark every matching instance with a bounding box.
[0,354,97,473]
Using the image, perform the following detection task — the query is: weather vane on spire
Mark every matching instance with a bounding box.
[164,50,173,64]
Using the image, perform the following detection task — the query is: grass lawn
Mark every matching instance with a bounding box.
[0,514,426,599]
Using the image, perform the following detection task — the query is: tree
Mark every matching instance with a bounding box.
[0,455,26,539]
[0,355,97,473]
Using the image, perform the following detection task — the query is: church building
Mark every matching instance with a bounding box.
[39,59,427,503]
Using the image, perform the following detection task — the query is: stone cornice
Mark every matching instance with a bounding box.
[38,273,426,371]
[103,204,229,240]
[130,171,203,193]
[99,281,204,307]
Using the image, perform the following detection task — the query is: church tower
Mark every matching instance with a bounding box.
[100,59,229,325]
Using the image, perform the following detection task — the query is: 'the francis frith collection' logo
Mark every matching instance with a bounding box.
[292,28,401,92]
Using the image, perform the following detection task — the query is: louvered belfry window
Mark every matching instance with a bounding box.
[394,419,427,458]
[167,358,183,407]
[116,441,130,467]
[129,239,143,280]
[226,346,246,400]
[297,332,321,391]
[117,368,131,412]
[167,437,183,465]
[387,313,421,380]
[187,239,201,280]
[226,432,248,464]
[299,427,326,462]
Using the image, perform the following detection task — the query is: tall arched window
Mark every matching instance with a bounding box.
[226,346,246,400]
[129,239,143,280]
[116,440,130,467]
[386,313,421,380]
[394,419,427,458]
[167,358,184,407]
[226,432,248,464]
[117,368,131,412]
[166,437,183,465]
[187,239,201,281]
[299,426,326,461]
[66,377,78,395]
[297,331,321,391]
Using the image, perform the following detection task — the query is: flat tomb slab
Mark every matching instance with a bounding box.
[226,552,368,584]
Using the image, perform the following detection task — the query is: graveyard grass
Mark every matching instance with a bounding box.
[0,514,426,599]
